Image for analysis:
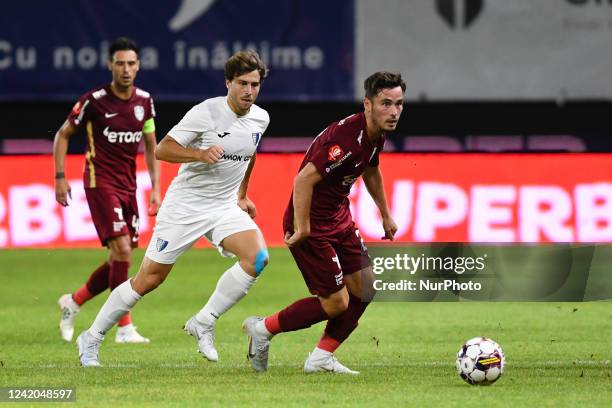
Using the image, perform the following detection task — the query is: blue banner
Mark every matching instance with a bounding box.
[0,0,354,101]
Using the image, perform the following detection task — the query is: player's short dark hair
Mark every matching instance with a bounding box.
[224,50,268,82]
[108,37,139,60]
[364,72,406,99]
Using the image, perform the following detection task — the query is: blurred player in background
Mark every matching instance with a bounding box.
[244,72,405,374]
[76,50,270,367]
[53,37,160,344]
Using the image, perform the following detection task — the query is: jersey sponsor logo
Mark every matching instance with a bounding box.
[252,132,262,146]
[104,112,118,118]
[325,151,353,173]
[134,105,145,121]
[217,132,231,138]
[328,145,344,161]
[342,174,358,187]
[221,153,252,162]
[156,238,169,252]
[103,126,143,143]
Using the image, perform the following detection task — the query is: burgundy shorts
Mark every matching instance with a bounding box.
[288,225,371,297]
[84,187,139,247]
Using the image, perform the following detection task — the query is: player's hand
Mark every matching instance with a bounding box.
[148,188,161,216]
[238,196,257,219]
[200,145,224,164]
[284,230,309,248]
[55,178,72,207]
[381,215,397,241]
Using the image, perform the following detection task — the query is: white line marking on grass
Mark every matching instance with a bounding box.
[13,360,610,369]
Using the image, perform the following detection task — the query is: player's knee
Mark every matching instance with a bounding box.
[242,248,269,277]
[253,248,269,276]
[110,240,131,260]
[322,292,349,317]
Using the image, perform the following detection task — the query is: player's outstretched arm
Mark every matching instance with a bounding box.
[53,120,78,206]
[155,135,224,164]
[363,165,397,240]
[284,163,322,247]
[238,153,257,218]
[143,131,161,215]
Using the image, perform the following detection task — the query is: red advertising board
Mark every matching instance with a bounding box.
[0,153,611,248]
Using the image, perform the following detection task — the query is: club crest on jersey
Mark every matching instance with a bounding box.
[252,132,262,146]
[156,238,169,252]
[134,105,145,121]
[328,145,344,161]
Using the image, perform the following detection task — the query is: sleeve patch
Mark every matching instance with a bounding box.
[328,145,344,161]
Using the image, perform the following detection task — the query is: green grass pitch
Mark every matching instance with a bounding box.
[1,248,610,407]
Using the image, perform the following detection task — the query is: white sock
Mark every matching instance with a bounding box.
[254,319,273,339]
[195,262,256,325]
[88,280,141,340]
[311,347,332,358]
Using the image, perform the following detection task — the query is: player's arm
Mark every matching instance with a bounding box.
[155,135,223,164]
[53,120,78,206]
[362,165,397,240]
[284,162,323,247]
[143,122,161,215]
[237,153,257,218]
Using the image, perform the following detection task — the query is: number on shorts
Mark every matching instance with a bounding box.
[113,207,124,221]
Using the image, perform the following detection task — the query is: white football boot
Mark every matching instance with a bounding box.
[76,330,103,367]
[304,349,360,375]
[242,316,270,372]
[115,324,151,343]
[58,294,80,342]
[183,316,218,362]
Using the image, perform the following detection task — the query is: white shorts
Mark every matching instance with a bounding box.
[145,205,260,264]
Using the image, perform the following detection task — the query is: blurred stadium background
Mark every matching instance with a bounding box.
[1,1,611,405]
[0,0,610,248]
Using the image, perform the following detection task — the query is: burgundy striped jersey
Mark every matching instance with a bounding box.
[283,112,385,236]
[67,84,155,192]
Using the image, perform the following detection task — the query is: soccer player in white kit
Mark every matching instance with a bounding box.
[76,50,270,367]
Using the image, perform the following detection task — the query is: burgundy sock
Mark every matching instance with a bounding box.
[80,262,111,301]
[323,294,370,345]
[72,284,94,306]
[276,297,329,333]
[109,260,130,290]
[118,311,132,327]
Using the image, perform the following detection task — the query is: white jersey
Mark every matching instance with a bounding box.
[158,96,269,224]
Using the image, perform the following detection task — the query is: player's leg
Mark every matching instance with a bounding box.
[244,237,348,372]
[305,228,373,374]
[58,188,117,341]
[106,234,149,343]
[77,258,173,366]
[58,261,110,342]
[76,219,196,366]
[186,208,268,362]
[195,229,266,326]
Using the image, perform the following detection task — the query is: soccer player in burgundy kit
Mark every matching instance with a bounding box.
[244,72,405,374]
[53,37,160,344]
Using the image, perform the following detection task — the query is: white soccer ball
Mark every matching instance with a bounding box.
[456,336,505,385]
